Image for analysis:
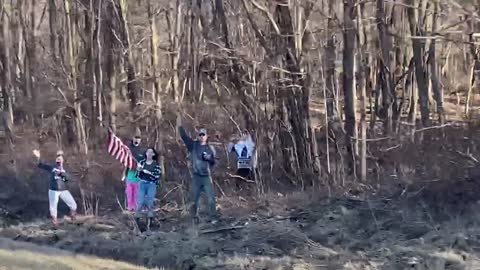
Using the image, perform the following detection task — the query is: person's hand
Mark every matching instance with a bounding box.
[143,169,152,175]
[121,175,126,182]
[32,149,41,160]
[202,153,212,161]
[137,163,144,171]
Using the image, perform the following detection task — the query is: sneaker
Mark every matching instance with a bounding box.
[52,216,59,227]
[70,211,76,221]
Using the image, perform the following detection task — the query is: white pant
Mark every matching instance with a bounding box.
[48,190,77,218]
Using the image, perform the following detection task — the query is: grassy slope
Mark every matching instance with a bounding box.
[0,237,160,270]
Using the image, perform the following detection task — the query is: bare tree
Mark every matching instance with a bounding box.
[0,3,14,125]
[64,0,88,157]
[343,0,357,176]
[407,0,430,127]
[428,0,444,124]
[376,0,395,134]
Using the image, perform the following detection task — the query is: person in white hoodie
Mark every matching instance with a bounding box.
[33,149,77,226]
[228,131,256,179]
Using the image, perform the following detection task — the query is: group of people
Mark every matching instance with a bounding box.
[123,140,162,228]
[33,125,228,228]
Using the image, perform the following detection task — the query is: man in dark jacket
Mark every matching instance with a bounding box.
[33,149,77,226]
[179,126,218,224]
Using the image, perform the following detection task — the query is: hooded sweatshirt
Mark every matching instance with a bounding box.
[37,162,70,191]
[125,142,145,182]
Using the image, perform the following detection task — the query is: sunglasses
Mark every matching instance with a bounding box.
[198,133,206,137]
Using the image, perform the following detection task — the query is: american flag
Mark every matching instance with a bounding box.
[107,129,137,170]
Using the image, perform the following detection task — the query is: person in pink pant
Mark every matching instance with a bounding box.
[124,171,139,211]
[122,135,144,211]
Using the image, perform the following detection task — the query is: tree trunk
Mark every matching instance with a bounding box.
[325,0,337,120]
[84,0,97,144]
[376,0,395,134]
[343,0,357,176]
[428,0,444,124]
[25,0,37,126]
[407,0,430,127]
[357,1,367,182]
[273,1,314,186]
[48,0,57,60]
[117,0,138,110]
[148,0,165,181]
[166,0,183,141]
[96,0,104,134]
[1,4,14,126]
[466,8,480,116]
[65,0,88,158]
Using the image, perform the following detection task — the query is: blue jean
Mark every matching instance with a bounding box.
[136,181,157,218]
[190,175,217,220]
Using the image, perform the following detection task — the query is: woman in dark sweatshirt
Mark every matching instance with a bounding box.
[33,149,77,226]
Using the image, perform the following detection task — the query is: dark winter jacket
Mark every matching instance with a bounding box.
[179,127,216,176]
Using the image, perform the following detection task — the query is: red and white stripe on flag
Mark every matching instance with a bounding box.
[107,130,136,170]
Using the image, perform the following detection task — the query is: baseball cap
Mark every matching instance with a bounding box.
[198,128,207,136]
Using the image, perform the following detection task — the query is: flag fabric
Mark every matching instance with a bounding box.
[107,129,137,170]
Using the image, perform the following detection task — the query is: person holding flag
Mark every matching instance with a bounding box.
[107,129,161,231]
[33,149,77,226]
[122,134,144,212]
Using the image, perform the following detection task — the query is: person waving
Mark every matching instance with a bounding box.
[179,125,219,224]
[33,149,77,226]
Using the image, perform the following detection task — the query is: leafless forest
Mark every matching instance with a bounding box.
[3,0,480,269]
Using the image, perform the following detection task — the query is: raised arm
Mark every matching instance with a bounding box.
[37,162,53,172]
[33,149,54,171]
[179,126,194,152]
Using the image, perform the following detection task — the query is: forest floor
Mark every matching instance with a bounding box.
[2,177,480,270]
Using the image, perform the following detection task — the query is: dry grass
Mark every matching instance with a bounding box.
[0,237,161,270]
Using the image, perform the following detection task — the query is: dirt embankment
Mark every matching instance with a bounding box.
[2,177,480,270]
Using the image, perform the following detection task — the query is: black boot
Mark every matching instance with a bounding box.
[135,217,144,232]
[192,216,199,225]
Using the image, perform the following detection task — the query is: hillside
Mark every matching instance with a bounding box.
[3,0,480,269]
[0,237,157,270]
[2,180,480,269]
